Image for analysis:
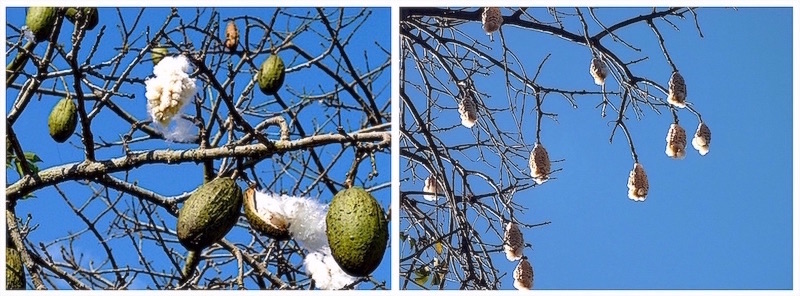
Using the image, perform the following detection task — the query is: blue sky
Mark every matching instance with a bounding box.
[4,7,391,289]
[400,7,792,289]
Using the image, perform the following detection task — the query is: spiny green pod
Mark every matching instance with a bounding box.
[25,7,58,42]
[326,187,388,277]
[48,97,78,143]
[177,177,243,251]
[65,7,99,31]
[257,54,286,96]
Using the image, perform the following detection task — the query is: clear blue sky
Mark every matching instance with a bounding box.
[401,7,792,289]
[4,7,391,289]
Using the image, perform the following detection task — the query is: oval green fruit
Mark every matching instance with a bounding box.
[6,243,26,290]
[326,187,388,277]
[177,177,243,251]
[48,97,78,143]
[25,7,58,42]
[65,7,99,31]
[257,54,285,95]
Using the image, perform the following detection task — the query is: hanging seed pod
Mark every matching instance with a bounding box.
[65,7,99,31]
[482,7,503,34]
[48,97,78,143]
[457,80,479,128]
[326,187,389,277]
[422,176,441,202]
[627,162,649,202]
[151,44,168,66]
[25,7,58,42]
[177,177,243,251]
[503,222,524,261]
[458,96,478,128]
[513,257,534,290]
[590,57,607,85]
[665,123,687,160]
[667,71,687,108]
[529,143,551,185]
[258,54,286,96]
[692,122,712,156]
[224,20,239,52]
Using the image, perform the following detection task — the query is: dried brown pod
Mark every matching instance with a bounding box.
[503,222,524,261]
[242,187,291,240]
[513,257,534,290]
[529,143,550,184]
[422,176,441,202]
[224,20,239,51]
[482,7,503,34]
[627,162,649,202]
[590,57,607,85]
[667,71,687,108]
[665,123,687,160]
[458,96,478,128]
[692,122,712,156]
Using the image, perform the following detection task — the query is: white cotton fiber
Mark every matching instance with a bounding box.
[145,55,196,126]
[252,191,357,289]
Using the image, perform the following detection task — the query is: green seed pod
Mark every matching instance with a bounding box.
[257,54,286,95]
[25,7,58,42]
[151,45,168,66]
[47,97,78,143]
[177,177,243,251]
[326,187,388,277]
[65,7,99,31]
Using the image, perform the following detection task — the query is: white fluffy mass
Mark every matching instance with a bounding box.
[145,55,197,126]
[159,116,198,143]
[304,249,358,290]
[253,191,357,290]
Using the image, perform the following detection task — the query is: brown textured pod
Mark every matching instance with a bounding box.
[458,96,478,128]
[692,122,711,156]
[665,123,687,160]
[627,162,649,202]
[422,176,441,202]
[513,257,534,290]
[224,20,238,51]
[482,7,503,34]
[667,71,687,108]
[242,188,291,240]
[590,57,607,85]
[503,222,524,261]
[529,143,550,184]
